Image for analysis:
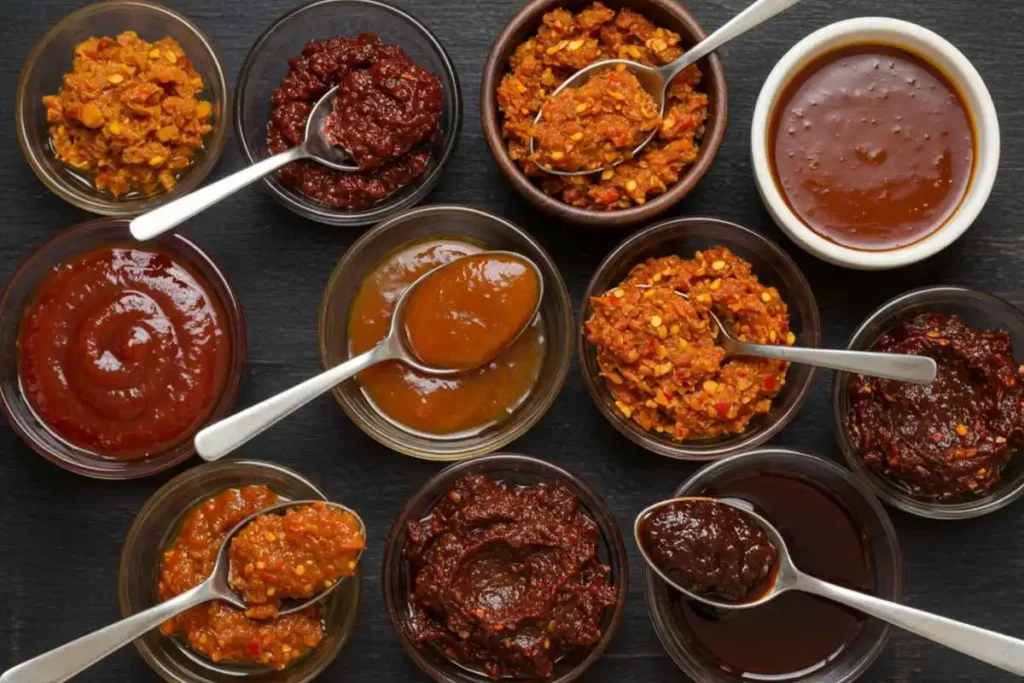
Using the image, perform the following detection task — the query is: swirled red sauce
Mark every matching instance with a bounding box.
[405,474,617,679]
[159,486,325,669]
[847,313,1024,498]
[268,33,443,210]
[17,245,231,459]
[638,499,777,603]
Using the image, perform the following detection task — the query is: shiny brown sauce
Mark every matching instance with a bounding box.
[770,44,974,250]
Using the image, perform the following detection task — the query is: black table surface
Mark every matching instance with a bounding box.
[1,0,1023,681]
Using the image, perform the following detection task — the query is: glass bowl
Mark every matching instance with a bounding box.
[0,217,246,479]
[319,204,574,459]
[16,0,230,215]
[645,448,903,683]
[234,0,462,226]
[578,216,821,460]
[119,459,362,683]
[381,453,628,683]
[832,286,1024,519]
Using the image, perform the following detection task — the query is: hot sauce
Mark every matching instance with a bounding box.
[17,245,231,459]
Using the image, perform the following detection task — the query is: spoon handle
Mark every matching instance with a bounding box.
[795,573,1024,676]
[129,145,307,241]
[667,0,802,75]
[0,581,217,683]
[194,343,390,461]
[726,340,937,384]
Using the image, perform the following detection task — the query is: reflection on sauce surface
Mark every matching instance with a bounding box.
[770,44,974,250]
[348,239,544,435]
[672,471,875,677]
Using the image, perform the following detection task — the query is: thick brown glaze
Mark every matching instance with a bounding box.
[672,471,874,678]
[158,486,324,669]
[403,253,540,370]
[639,499,777,603]
[267,33,442,210]
[404,474,617,679]
[847,313,1024,499]
[229,502,365,619]
[770,44,974,250]
[348,239,544,435]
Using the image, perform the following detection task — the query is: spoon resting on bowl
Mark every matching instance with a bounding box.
[635,497,1024,676]
[130,84,357,241]
[0,500,366,683]
[630,284,937,384]
[194,250,544,460]
[530,0,802,176]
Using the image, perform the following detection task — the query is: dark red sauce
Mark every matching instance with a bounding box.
[639,499,777,604]
[17,245,231,458]
[770,44,974,250]
[404,474,617,679]
[671,471,874,678]
[267,33,443,210]
[847,312,1024,499]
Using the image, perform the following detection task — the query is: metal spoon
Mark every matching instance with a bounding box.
[194,251,545,461]
[130,85,357,241]
[0,500,365,683]
[631,284,937,383]
[531,0,801,176]
[635,497,1024,676]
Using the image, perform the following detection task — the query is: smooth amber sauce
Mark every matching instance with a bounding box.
[770,44,974,250]
[348,239,544,435]
[403,252,539,371]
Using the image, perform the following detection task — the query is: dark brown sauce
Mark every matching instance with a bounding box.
[671,471,875,678]
[770,44,975,251]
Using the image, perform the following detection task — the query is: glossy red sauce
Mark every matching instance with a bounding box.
[770,44,974,250]
[17,245,231,458]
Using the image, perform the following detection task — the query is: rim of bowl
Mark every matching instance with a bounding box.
[750,17,1000,270]
[233,0,463,227]
[644,447,903,682]
[577,216,821,460]
[119,459,360,682]
[0,217,247,479]
[480,0,728,228]
[380,452,629,683]
[831,285,1024,519]
[16,0,231,216]
[318,204,574,460]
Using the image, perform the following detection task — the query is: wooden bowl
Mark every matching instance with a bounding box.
[480,0,728,228]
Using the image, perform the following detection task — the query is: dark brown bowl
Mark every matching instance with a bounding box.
[480,0,728,228]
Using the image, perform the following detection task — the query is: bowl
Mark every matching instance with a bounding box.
[234,0,462,227]
[645,448,903,683]
[832,286,1024,519]
[480,0,727,228]
[16,0,230,216]
[750,17,1000,270]
[0,217,246,479]
[319,204,573,459]
[119,459,361,683]
[381,453,628,682]
[578,216,821,460]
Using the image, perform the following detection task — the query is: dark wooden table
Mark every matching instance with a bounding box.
[1,0,1022,681]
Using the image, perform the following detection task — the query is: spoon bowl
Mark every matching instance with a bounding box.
[130,85,358,241]
[194,251,545,460]
[636,496,1024,676]
[0,500,365,683]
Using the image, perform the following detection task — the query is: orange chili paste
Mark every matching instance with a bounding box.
[42,31,214,197]
[158,486,324,669]
[403,253,540,370]
[585,248,793,440]
[497,2,708,209]
[348,239,544,435]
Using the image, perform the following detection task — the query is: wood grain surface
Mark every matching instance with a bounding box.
[1,0,1022,681]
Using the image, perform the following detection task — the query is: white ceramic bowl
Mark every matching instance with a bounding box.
[751,17,1000,270]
